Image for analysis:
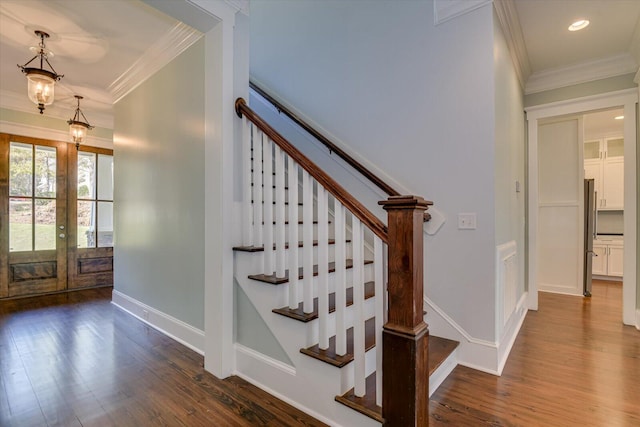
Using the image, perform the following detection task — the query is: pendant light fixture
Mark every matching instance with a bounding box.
[17,30,64,114]
[68,96,94,149]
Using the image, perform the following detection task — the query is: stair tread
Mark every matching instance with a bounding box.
[248,259,374,285]
[273,281,375,322]
[234,239,340,253]
[300,318,376,368]
[334,335,460,422]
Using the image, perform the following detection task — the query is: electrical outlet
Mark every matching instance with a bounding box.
[458,213,477,230]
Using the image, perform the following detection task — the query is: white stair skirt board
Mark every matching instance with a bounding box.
[112,290,204,355]
[235,344,381,427]
[424,292,528,376]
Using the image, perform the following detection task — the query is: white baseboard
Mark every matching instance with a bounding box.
[425,291,528,376]
[636,309,640,331]
[111,290,204,355]
[496,292,528,375]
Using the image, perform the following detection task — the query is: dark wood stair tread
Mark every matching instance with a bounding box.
[273,281,374,322]
[248,259,373,285]
[234,239,344,253]
[300,318,376,368]
[334,335,459,422]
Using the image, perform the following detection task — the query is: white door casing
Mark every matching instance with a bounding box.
[526,88,637,326]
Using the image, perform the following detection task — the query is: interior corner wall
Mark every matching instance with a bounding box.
[493,11,526,302]
[250,0,498,341]
[113,37,205,330]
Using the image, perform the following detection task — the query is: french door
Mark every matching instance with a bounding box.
[0,133,113,298]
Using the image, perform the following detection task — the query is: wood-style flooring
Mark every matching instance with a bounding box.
[2,281,638,426]
[0,288,326,427]
[430,280,640,426]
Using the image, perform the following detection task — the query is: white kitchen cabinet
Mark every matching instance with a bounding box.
[591,243,607,276]
[592,237,623,278]
[583,137,624,210]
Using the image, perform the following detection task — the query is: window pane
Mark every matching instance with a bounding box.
[10,198,32,252]
[78,152,96,199]
[78,201,96,248]
[607,138,624,157]
[97,201,114,247]
[35,199,56,250]
[97,154,114,200]
[584,141,600,160]
[35,145,56,197]
[10,142,33,197]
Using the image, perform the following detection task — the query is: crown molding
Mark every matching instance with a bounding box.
[224,0,249,15]
[109,22,202,104]
[0,120,113,149]
[434,0,492,25]
[0,89,114,129]
[525,53,639,95]
[493,0,530,89]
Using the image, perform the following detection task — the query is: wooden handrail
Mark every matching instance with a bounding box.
[249,82,432,222]
[236,97,388,242]
[250,81,399,196]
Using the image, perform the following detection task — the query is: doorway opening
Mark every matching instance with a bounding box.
[525,89,637,326]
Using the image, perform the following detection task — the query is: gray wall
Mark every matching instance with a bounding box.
[113,38,205,329]
[524,73,637,108]
[251,1,501,341]
[493,11,526,306]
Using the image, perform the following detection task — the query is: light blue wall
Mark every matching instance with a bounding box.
[493,11,526,304]
[113,38,205,329]
[251,1,499,341]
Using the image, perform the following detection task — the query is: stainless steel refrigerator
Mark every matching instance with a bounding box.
[583,179,596,297]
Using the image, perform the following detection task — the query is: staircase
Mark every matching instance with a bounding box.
[233,97,459,426]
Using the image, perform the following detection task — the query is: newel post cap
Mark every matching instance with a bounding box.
[379,195,433,211]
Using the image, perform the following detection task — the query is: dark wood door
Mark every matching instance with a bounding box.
[1,134,68,298]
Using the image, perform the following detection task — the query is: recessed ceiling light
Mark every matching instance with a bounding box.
[614,115,624,120]
[568,19,590,31]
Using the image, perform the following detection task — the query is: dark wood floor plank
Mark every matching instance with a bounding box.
[430,280,640,426]
[0,287,327,427]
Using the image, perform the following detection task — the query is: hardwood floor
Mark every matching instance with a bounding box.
[430,280,640,426]
[2,282,638,426]
[0,288,327,427]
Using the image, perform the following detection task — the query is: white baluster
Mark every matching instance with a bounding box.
[263,136,274,276]
[275,146,286,278]
[352,217,366,397]
[302,171,314,314]
[374,236,384,406]
[252,126,263,248]
[242,117,253,246]
[287,158,299,310]
[334,200,347,356]
[317,186,329,350]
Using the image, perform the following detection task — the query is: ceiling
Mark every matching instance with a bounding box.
[0,0,638,129]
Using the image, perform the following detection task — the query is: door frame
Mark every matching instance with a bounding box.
[525,88,638,326]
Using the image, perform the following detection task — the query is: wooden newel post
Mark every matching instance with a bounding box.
[379,195,432,426]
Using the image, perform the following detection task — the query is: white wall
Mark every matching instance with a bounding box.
[251,1,499,341]
[493,12,526,305]
[113,38,205,330]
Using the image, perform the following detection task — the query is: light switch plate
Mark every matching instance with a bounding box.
[458,213,476,230]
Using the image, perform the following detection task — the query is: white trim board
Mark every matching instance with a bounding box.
[525,88,637,326]
[111,290,205,355]
[636,309,640,331]
[424,291,528,375]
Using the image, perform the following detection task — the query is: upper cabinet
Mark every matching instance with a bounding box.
[584,137,624,210]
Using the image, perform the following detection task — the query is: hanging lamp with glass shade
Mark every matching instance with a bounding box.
[68,95,94,148]
[17,30,64,114]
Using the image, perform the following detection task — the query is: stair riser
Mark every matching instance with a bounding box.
[242,242,354,270]
[250,261,375,290]
[339,346,378,395]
